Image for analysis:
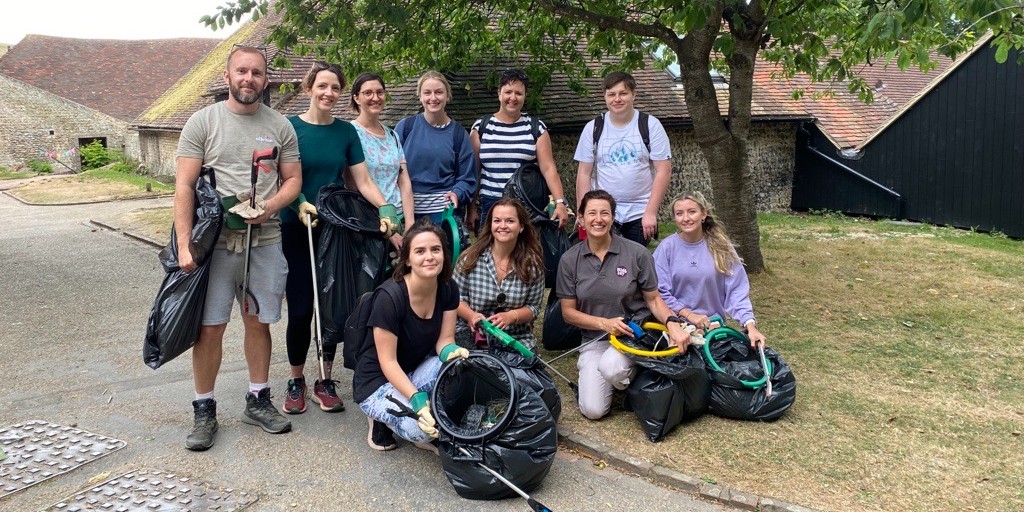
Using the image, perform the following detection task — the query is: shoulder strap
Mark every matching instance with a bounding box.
[530,115,541,141]
[400,115,416,142]
[591,114,604,163]
[638,111,651,155]
[476,115,491,139]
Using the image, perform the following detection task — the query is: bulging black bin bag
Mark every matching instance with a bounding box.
[144,167,223,369]
[701,327,796,421]
[535,221,572,289]
[541,289,581,351]
[488,344,562,421]
[317,185,389,349]
[504,162,571,288]
[432,353,557,501]
[621,331,712,442]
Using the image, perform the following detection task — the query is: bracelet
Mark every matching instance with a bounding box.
[666,315,685,326]
[512,309,520,324]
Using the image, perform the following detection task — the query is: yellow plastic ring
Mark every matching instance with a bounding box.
[609,322,680,357]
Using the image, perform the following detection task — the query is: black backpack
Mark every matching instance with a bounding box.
[342,279,405,370]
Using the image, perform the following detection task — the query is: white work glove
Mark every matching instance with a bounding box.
[228,191,266,220]
[298,201,318,227]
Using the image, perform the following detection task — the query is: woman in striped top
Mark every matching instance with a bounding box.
[468,69,569,231]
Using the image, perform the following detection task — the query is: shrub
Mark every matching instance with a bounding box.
[80,140,112,170]
[27,159,53,174]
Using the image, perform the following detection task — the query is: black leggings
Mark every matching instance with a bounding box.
[281,221,336,367]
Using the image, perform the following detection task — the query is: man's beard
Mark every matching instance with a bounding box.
[230,82,262,105]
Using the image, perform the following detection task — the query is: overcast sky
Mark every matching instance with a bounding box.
[1,0,243,45]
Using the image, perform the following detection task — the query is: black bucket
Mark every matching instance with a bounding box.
[432,353,557,500]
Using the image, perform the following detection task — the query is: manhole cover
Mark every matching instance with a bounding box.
[0,420,126,498]
[46,469,258,511]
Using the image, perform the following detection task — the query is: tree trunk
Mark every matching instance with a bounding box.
[676,3,766,272]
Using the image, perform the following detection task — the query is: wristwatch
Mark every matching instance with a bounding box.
[554,198,566,205]
[666,316,686,327]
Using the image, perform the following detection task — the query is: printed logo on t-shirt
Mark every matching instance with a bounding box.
[255,134,275,143]
[606,138,641,165]
[616,266,628,277]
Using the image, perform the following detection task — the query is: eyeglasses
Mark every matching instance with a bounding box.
[359,89,386,98]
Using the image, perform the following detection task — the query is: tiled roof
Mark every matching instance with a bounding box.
[139,11,810,132]
[755,35,991,149]
[0,34,219,122]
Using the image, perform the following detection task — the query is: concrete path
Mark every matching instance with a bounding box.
[0,193,734,511]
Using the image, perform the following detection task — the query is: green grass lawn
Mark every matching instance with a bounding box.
[0,167,35,180]
[541,213,1024,511]
[6,168,173,204]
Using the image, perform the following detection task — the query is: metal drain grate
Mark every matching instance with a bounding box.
[46,468,258,511]
[0,419,127,498]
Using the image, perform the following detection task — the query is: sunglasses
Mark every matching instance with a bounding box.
[495,292,508,312]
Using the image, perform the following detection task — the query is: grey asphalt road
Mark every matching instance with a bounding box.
[0,192,732,511]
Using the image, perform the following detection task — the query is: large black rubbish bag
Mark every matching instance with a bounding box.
[535,221,572,288]
[488,344,562,421]
[144,167,223,369]
[433,353,557,501]
[317,184,390,349]
[503,161,550,223]
[541,289,581,351]
[620,329,712,442]
[701,326,797,421]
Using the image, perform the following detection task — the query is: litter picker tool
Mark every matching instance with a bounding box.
[478,320,579,397]
[758,345,773,398]
[306,213,326,380]
[542,331,610,365]
[240,146,279,316]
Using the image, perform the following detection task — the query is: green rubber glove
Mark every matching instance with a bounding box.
[439,343,470,362]
[410,391,437,438]
[378,204,400,236]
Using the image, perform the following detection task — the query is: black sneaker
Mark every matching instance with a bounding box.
[241,388,292,434]
[367,416,397,451]
[185,399,218,451]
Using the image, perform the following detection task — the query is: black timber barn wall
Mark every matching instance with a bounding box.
[792,46,1024,237]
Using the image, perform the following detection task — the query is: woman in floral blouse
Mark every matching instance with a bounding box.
[454,197,545,349]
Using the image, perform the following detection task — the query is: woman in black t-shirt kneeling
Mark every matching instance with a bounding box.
[353,219,469,452]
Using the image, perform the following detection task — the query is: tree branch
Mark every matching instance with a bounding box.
[535,0,683,54]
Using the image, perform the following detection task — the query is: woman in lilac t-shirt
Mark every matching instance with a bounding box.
[653,191,767,348]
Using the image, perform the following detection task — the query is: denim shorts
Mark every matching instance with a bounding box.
[202,244,288,325]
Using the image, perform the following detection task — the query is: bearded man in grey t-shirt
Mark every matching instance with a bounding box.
[173,45,302,451]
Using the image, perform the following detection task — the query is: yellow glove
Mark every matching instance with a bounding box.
[298,201,318,228]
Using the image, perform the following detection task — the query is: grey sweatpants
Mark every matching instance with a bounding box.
[577,339,636,420]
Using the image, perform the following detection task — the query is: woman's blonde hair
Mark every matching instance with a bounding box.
[672,191,742,275]
[416,70,452,101]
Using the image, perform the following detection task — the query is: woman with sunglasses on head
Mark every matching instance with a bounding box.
[350,72,415,245]
[653,191,766,349]
[394,71,477,223]
[353,219,468,452]
[454,197,546,349]
[556,190,694,420]
[467,69,569,230]
[279,62,400,416]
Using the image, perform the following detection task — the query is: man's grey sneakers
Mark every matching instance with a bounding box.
[241,388,292,434]
[185,399,218,451]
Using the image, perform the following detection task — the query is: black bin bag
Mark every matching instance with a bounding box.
[488,344,562,421]
[144,167,223,369]
[620,329,712,442]
[432,353,557,501]
[541,289,581,351]
[317,185,390,350]
[701,326,797,421]
[503,162,571,288]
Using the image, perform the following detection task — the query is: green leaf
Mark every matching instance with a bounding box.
[994,43,1009,63]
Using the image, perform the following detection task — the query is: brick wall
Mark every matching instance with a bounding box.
[0,74,136,171]
[550,121,797,215]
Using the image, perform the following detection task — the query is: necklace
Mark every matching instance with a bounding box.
[355,118,385,138]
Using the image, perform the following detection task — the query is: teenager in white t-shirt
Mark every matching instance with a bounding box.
[573,71,672,247]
